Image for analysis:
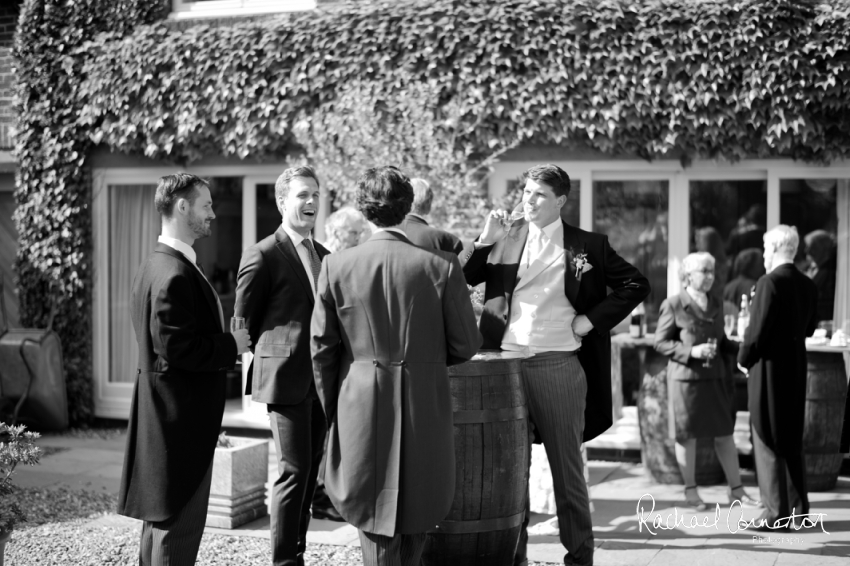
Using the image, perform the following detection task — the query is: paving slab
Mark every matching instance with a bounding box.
[646,547,782,565]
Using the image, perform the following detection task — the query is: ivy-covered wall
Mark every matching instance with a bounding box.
[14,0,850,423]
[14,0,170,424]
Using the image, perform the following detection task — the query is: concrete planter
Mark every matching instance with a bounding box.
[206,437,269,529]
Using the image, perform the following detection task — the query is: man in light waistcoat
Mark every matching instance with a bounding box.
[461,164,650,566]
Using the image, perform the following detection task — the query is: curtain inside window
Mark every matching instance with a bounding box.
[835,180,850,375]
[109,185,160,383]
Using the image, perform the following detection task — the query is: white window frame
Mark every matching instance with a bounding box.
[170,0,315,19]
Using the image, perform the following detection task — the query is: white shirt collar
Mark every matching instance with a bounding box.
[281,223,312,249]
[528,217,562,242]
[158,235,197,265]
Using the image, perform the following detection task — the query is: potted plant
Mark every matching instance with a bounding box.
[206,432,269,529]
[0,423,42,566]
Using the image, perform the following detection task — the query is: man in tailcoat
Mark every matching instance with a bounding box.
[398,177,464,254]
[311,166,482,566]
[738,225,818,530]
[461,164,650,566]
[119,173,251,565]
[234,166,329,566]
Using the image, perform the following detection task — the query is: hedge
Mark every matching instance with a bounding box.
[15,0,850,423]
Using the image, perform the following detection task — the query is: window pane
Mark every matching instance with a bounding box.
[593,180,668,331]
[689,180,767,309]
[780,178,838,323]
[108,185,160,383]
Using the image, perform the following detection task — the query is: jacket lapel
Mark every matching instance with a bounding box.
[562,222,583,306]
[155,243,223,332]
[501,221,528,295]
[274,226,316,304]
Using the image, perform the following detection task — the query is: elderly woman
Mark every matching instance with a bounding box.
[322,206,370,253]
[655,252,759,510]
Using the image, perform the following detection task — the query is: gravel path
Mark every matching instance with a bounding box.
[3,486,552,565]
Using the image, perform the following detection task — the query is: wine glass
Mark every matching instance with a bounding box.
[230,316,246,333]
[501,208,525,229]
[703,337,717,368]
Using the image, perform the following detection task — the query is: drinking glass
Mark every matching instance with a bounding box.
[230,316,246,333]
[501,209,526,229]
[703,337,717,368]
[724,314,736,339]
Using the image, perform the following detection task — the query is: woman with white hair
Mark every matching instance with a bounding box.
[322,206,370,253]
[654,252,760,510]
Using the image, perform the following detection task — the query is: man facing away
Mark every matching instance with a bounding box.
[118,173,251,566]
[398,177,464,254]
[234,166,329,566]
[738,225,818,531]
[311,166,482,566]
[461,164,650,566]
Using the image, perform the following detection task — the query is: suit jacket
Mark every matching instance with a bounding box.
[399,215,464,255]
[461,220,650,441]
[738,263,818,456]
[235,225,329,405]
[655,292,737,382]
[311,231,482,536]
[118,244,237,522]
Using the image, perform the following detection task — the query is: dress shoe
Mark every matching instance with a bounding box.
[312,505,345,522]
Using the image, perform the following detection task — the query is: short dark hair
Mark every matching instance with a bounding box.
[524,164,571,199]
[356,167,414,228]
[155,173,209,217]
[275,165,320,203]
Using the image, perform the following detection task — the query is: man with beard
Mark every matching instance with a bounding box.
[119,173,252,565]
[235,166,329,566]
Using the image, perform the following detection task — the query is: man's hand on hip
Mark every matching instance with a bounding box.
[572,315,594,337]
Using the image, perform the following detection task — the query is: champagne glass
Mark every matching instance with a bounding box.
[703,337,717,368]
[501,208,526,229]
[231,316,246,333]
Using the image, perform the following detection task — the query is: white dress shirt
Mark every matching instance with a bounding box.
[157,235,224,329]
[281,224,319,295]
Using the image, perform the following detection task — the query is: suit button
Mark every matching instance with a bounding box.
[373,359,378,366]
[534,294,539,299]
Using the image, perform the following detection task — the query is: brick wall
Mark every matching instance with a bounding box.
[0,3,21,151]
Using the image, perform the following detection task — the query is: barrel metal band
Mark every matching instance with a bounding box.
[452,405,527,424]
[430,511,525,534]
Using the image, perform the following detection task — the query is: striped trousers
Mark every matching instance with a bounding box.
[516,351,594,566]
[358,531,427,566]
[139,463,213,566]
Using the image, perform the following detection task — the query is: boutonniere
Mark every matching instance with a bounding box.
[571,251,593,281]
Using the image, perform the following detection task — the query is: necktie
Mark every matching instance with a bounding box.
[302,239,322,287]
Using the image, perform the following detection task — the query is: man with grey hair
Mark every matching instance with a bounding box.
[398,177,464,254]
[235,166,329,566]
[739,225,818,531]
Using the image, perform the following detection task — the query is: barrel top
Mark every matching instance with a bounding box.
[806,344,850,354]
[471,350,533,361]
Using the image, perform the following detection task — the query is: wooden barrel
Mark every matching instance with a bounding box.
[422,352,529,566]
[637,368,725,485]
[803,351,848,491]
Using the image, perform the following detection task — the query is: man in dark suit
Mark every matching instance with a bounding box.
[738,225,818,530]
[234,166,329,566]
[311,166,482,566]
[119,173,251,566]
[461,164,649,566]
[398,177,464,254]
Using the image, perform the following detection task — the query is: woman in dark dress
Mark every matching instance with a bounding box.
[655,252,760,510]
